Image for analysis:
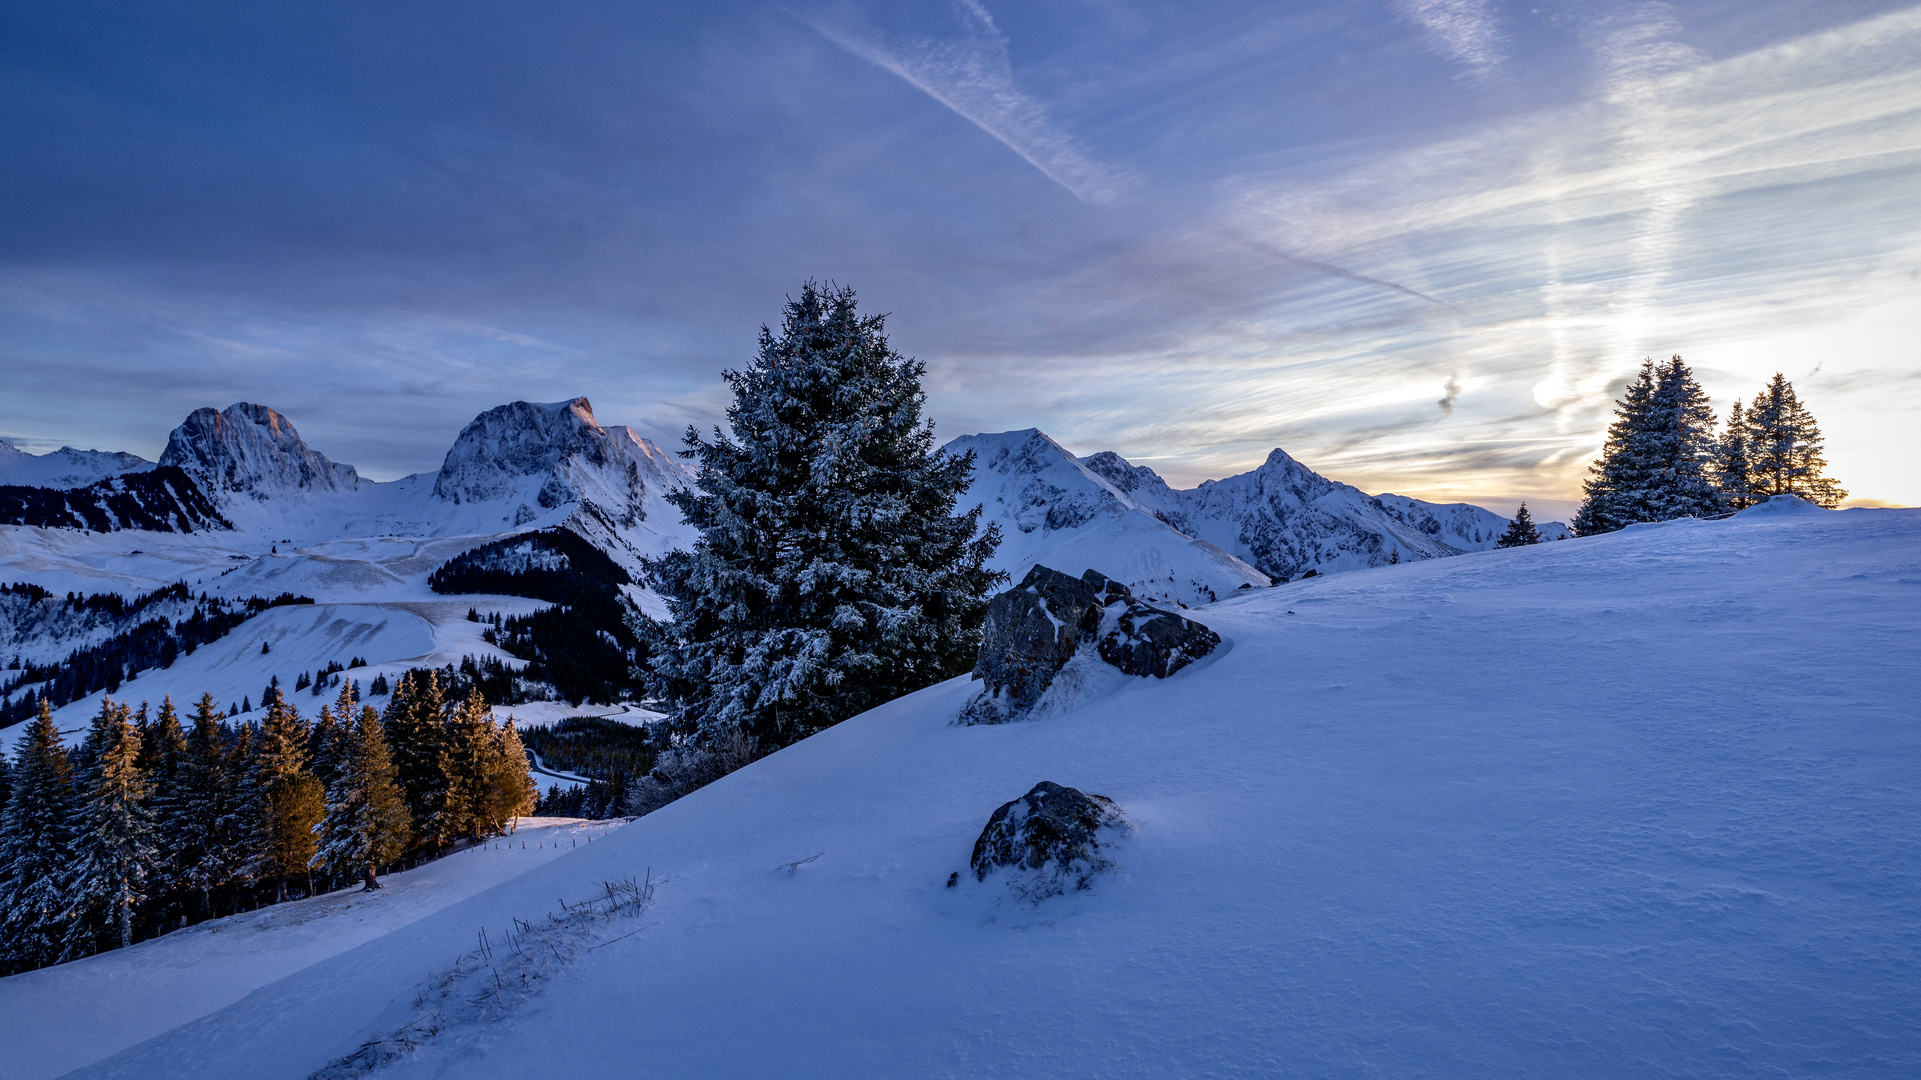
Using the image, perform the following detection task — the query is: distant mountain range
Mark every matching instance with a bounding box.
[0,402,1560,607]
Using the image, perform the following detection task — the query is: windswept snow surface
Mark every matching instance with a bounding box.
[41,507,1921,1079]
[0,818,628,1080]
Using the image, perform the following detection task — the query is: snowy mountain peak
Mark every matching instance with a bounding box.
[1079,443,1549,581]
[945,430,1268,606]
[159,403,360,504]
[431,398,695,566]
[433,398,615,507]
[0,439,151,490]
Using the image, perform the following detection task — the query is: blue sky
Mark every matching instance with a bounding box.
[2,0,1916,517]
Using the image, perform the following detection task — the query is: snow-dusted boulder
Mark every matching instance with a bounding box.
[961,565,1218,725]
[968,781,1128,900]
[945,430,1269,607]
[160,403,360,504]
[0,440,150,490]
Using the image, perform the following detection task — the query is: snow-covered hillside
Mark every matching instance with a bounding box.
[26,506,1918,1080]
[0,817,627,1080]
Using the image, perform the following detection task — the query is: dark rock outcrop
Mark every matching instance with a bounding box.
[970,781,1127,899]
[960,565,1220,723]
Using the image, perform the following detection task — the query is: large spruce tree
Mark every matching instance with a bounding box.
[61,697,156,957]
[0,701,76,972]
[1745,373,1847,507]
[319,705,413,891]
[645,281,1003,749]
[170,694,244,919]
[1575,356,1726,534]
[384,670,449,845]
[250,690,323,901]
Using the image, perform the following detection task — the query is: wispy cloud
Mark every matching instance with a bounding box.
[801,1,1130,205]
[1396,0,1505,81]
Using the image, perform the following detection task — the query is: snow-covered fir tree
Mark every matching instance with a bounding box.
[60,697,157,958]
[169,693,245,919]
[1495,503,1542,547]
[436,689,496,844]
[646,281,1003,750]
[250,690,323,901]
[1745,373,1847,507]
[384,670,449,845]
[319,705,413,891]
[1575,356,1726,533]
[0,700,76,973]
[481,720,537,836]
[1716,398,1759,510]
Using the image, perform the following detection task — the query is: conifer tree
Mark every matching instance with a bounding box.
[61,699,156,958]
[171,694,242,919]
[320,705,412,891]
[480,720,537,836]
[1495,503,1542,548]
[646,281,1003,750]
[384,670,449,845]
[250,691,322,901]
[309,686,353,795]
[1715,398,1759,509]
[1575,356,1726,533]
[1746,373,1847,507]
[0,701,75,973]
[437,690,496,844]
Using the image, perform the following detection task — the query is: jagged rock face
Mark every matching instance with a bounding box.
[434,398,610,506]
[970,781,1127,899]
[944,430,1269,607]
[1082,446,1524,581]
[431,399,692,560]
[0,440,150,490]
[160,403,359,503]
[962,565,1218,724]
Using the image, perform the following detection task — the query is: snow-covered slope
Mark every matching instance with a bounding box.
[1081,447,1557,580]
[34,506,1918,1080]
[945,430,1269,606]
[0,440,150,489]
[0,817,627,1080]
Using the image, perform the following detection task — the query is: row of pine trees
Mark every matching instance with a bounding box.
[1574,359,1845,535]
[0,671,533,974]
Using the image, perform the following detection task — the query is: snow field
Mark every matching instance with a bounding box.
[51,507,1921,1079]
[0,817,627,1080]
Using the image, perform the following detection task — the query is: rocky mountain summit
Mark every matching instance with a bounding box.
[160,403,361,505]
[1078,445,1534,580]
[431,398,694,568]
[945,429,1270,607]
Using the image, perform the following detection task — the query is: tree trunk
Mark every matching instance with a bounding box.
[276,877,287,904]
[362,865,382,891]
